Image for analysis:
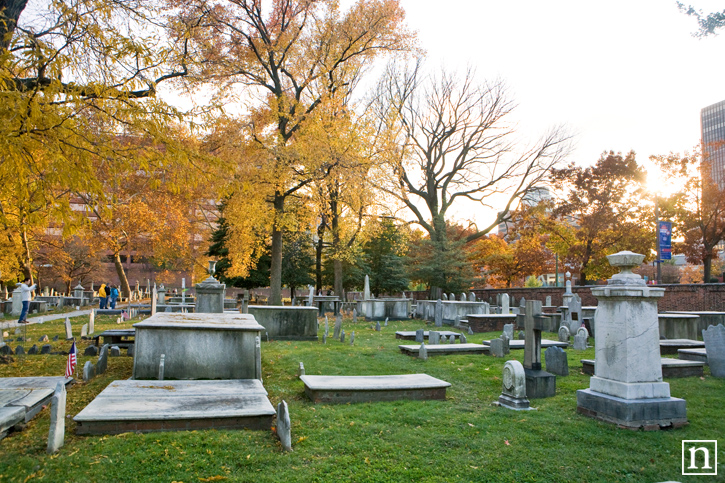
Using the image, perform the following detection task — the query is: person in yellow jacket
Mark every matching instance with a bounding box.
[99,283,108,309]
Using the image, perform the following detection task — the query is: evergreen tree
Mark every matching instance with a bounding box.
[281,232,316,300]
[362,219,409,296]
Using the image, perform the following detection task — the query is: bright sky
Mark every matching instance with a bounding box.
[394,0,725,227]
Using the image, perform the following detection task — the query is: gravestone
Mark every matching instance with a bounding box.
[195,261,226,313]
[83,361,95,382]
[460,293,467,301]
[429,331,440,345]
[418,343,428,361]
[502,324,514,340]
[96,345,109,374]
[64,317,72,340]
[352,309,357,324]
[84,346,98,356]
[498,360,530,410]
[415,329,425,343]
[0,345,11,355]
[573,327,588,350]
[469,292,476,302]
[333,316,341,340]
[39,335,49,342]
[449,335,455,344]
[363,275,371,300]
[434,299,443,327]
[322,333,327,344]
[81,324,88,338]
[568,294,583,333]
[158,354,165,380]
[460,334,467,344]
[518,331,525,340]
[519,297,526,308]
[558,325,570,343]
[500,334,510,355]
[577,251,687,430]
[384,317,388,327]
[442,293,448,301]
[151,287,157,316]
[501,294,510,314]
[489,338,504,357]
[15,346,24,355]
[127,346,134,357]
[546,296,552,307]
[340,330,345,343]
[41,344,52,355]
[350,331,355,345]
[702,324,725,377]
[110,346,121,357]
[447,293,454,302]
[375,321,381,332]
[324,316,329,337]
[468,327,474,335]
[545,346,569,376]
[53,335,59,342]
[28,345,38,355]
[298,362,305,377]
[46,382,66,453]
[522,300,556,398]
[89,310,95,335]
[277,401,292,452]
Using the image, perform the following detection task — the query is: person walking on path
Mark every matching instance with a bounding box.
[98,283,108,309]
[109,284,119,309]
[17,277,36,324]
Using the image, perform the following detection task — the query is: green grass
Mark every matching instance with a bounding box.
[0,315,723,482]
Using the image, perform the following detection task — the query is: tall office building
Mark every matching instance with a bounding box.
[701,99,725,188]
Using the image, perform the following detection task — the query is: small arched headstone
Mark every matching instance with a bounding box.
[460,334,467,344]
[418,343,428,361]
[558,325,570,343]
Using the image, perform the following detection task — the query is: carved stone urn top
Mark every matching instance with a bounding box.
[606,251,645,286]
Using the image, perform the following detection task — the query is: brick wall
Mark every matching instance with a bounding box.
[409,284,725,311]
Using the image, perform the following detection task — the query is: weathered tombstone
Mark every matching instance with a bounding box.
[350,331,355,345]
[518,331,525,340]
[440,334,448,344]
[96,345,109,374]
[15,346,24,355]
[28,344,38,355]
[340,329,345,343]
[52,335,59,341]
[41,344,52,355]
[11,287,22,316]
[702,324,725,377]
[352,308,357,324]
[363,274,371,300]
[489,338,504,357]
[468,326,474,335]
[322,333,327,344]
[568,294,583,333]
[83,361,95,382]
[577,251,687,429]
[429,331,440,345]
[501,294,510,314]
[276,400,292,452]
[333,316,341,340]
[502,323,514,340]
[519,297,526,308]
[384,317,388,327]
[127,346,134,357]
[375,321,381,332]
[469,292,476,302]
[558,325,570,343]
[442,293,448,301]
[521,300,556,398]
[0,345,11,355]
[449,335,455,344]
[297,362,305,377]
[498,360,530,410]
[80,324,88,338]
[46,382,66,453]
[151,287,157,316]
[460,334,467,344]
[110,346,121,357]
[573,327,589,350]
[64,317,72,340]
[84,345,98,356]
[89,310,95,335]
[39,335,49,342]
[546,296,552,307]
[158,354,165,381]
[324,316,329,337]
[418,343,428,361]
[434,299,443,327]
[415,329,425,343]
[460,293,467,301]
[545,346,569,376]
[449,293,455,302]
[501,334,510,355]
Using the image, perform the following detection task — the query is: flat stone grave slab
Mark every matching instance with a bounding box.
[482,339,569,350]
[395,330,461,340]
[0,377,74,421]
[678,348,707,363]
[466,314,517,333]
[74,379,275,435]
[300,374,450,404]
[0,406,26,439]
[94,329,135,348]
[398,343,489,357]
[659,339,705,355]
[581,358,705,378]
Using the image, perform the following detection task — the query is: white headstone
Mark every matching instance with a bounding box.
[64,317,72,340]
[501,294,510,314]
[418,343,428,361]
[363,275,371,300]
[498,360,530,410]
[276,400,292,452]
[88,310,95,335]
[80,324,88,338]
[46,382,66,453]
[558,325,570,343]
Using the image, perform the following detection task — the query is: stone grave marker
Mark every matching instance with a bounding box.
[449,293,455,302]
[384,317,388,327]
[468,326,474,335]
[83,361,95,382]
[375,321,381,331]
[340,330,345,343]
[573,327,588,350]
[39,335,49,342]
[418,343,428,361]
[110,346,121,357]
[277,401,292,452]
[522,300,556,398]
[546,296,552,307]
[415,329,425,343]
[96,345,109,374]
[352,309,357,324]
[84,346,98,356]
[429,331,440,345]
[89,310,95,335]
[545,346,569,376]
[52,335,59,341]
[449,335,455,344]
[64,317,72,340]
[442,293,448,301]
[0,345,11,355]
[501,334,510,354]
[435,299,443,327]
[298,362,305,377]
[702,324,725,377]
[498,360,530,410]
[28,345,38,355]
[333,316,341,340]
[322,333,327,344]
[558,325,570,343]
[350,331,355,345]
[81,324,88,338]
[469,292,476,302]
[518,331,525,340]
[127,346,134,357]
[47,382,66,453]
[460,334,467,344]
[503,323,514,340]
[568,294,583,333]
[41,344,52,354]
[489,338,504,357]
[460,293,467,301]
[501,294,510,314]
[15,346,24,355]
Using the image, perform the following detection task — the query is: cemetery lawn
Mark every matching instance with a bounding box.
[0,315,723,483]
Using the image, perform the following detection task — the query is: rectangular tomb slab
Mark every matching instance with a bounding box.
[659,339,705,355]
[0,406,26,439]
[398,343,489,356]
[395,331,461,340]
[0,377,74,422]
[581,358,705,378]
[300,374,450,404]
[466,314,517,333]
[74,379,275,435]
[678,348,707,363]
[481,339,569,350]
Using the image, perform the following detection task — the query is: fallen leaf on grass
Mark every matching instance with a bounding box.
[296,436,308,443]
[504,440,510,446]
[199,477,227,482]
[468,423,474,427]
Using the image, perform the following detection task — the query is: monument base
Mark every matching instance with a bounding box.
[524,369,556,399]
[576,388,687,430]
[498,394,531,410]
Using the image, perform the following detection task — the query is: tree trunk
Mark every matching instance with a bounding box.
[20,226,33,284]
[315,218,326,291]
[704,253,712,283]
[330,190,343,297]
[333,259,343,298]
[268,194,285,306]
[0,0,29,51]
[114,252,131,302]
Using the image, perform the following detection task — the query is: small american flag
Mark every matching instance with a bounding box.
[66,341,77,378]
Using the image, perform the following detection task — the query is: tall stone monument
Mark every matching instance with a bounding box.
[518,300,556,398]
[363,275,371,300]
[195,261,226,313]
[576,251,687,430]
